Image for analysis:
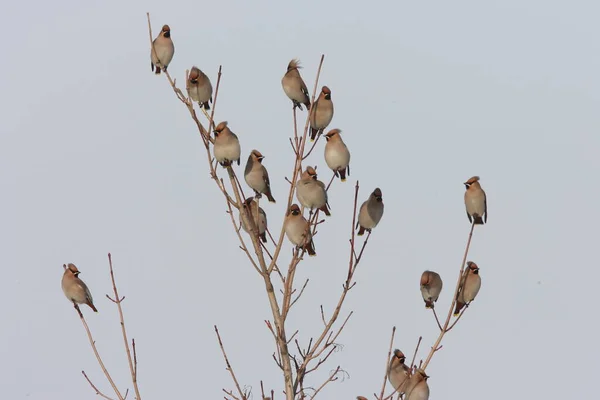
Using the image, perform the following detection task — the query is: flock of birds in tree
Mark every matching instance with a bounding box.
[60,23,490,400]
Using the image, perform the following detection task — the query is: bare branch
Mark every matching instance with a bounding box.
[107,253,142,400]
[82,371,117,400]
[215,326,248,400]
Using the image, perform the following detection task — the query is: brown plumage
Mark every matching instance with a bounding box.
[187,66,213,109]
[464,176,487,224]
[420,271,443,309]
[281,59,311,110]
[324,129,350,181]
[213,121,241,167]
[61,263,98,313]
[244,150,276,203]
[241,197,268,243]
[296,166,331,216]
[309,86,334,141]
[284,204,316,256]
[454,261,482,315]
[357,188,384,235]
[151,24,174,75]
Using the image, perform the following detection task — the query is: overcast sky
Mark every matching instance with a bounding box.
[2,1,599,399]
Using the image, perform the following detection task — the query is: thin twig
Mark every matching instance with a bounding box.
[82,371,117,400]
[107,254,142,400]
[215,326,247,400]
[378,327,396,400]
[78,311,124,400]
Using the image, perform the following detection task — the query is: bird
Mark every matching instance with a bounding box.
[357,188,384,235]
[284,204,316,256]
[464,176,487,224]
[150,24,174,75]
[454,261,482,315]
[296,166,331,216]
[388,349,411,394]
[240,197,268,243]
[62,263,98,313]
[187,66,213,110]
[309,86,334,141]
[420,271,443,309]
[244,150,276,203]
[404,369,430,400]
[213,121,241,167]
[281,59,311,110]
[324,129,350,181]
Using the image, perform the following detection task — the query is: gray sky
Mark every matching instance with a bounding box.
[2,0,599,398]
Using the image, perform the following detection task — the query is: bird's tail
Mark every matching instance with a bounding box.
[454,301,464,316]
[88,302,98,313]
[320,204,331,216]
[474,215,484,225]
[357,225,366,236]
[310,128,319,141]
[260,233,267,243]
[266,190,276,203]
[306,241,316,257]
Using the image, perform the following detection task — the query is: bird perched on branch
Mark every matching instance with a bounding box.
[213,121,241,167]
[309,86,334,141]
[240,197,268,243]
[244,150,276,203]
[404,369,430,400]
[296,166,331,216]
[357,188,384,235]
[62,263,98,313]
[324,129,350,181]
[388,349,410,394]
[150,24,174,75]
[187,66,213,110]
[464,176,487,224]
[420,271,443,309]
[281,59,311,111]
[454,261,481,315]
[284,204,316,256]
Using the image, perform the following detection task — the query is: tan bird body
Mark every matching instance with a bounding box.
[357,188,384,235]
[240,197,268,243]
[388,349,410,394]
[151,25,174,75]
[324,129,350,181]
[62,263,98,313]
[244,150,276,202]
[454,261,482,315]
[213,121,241,167]
[187,66,213,109]
[404,369,430,400]
[281,59,311,110]
[284,204,316,256]
[296,166,331,216]
[464,176,487,224]
[420,271,443,309]
[309,86,334,141]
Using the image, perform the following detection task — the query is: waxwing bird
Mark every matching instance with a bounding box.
[296,166,331,216]
[420,271,443,309]
[284,204,316,256]
[405,369,430,400]
[454,261,482,315]
[357,188,384,235]
[464,176,487,224]
[281,59,311,110]
[388,349,410,394]
[240,197,268,243]
[309,86,334,141]
[151,24,174,75]
[62,263,98,313]
[213,121,241,167]
[244,150,276,203]
[324,129,350,181]
[187,66,213,110]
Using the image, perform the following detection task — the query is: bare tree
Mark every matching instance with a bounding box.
[62,13,487,400]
